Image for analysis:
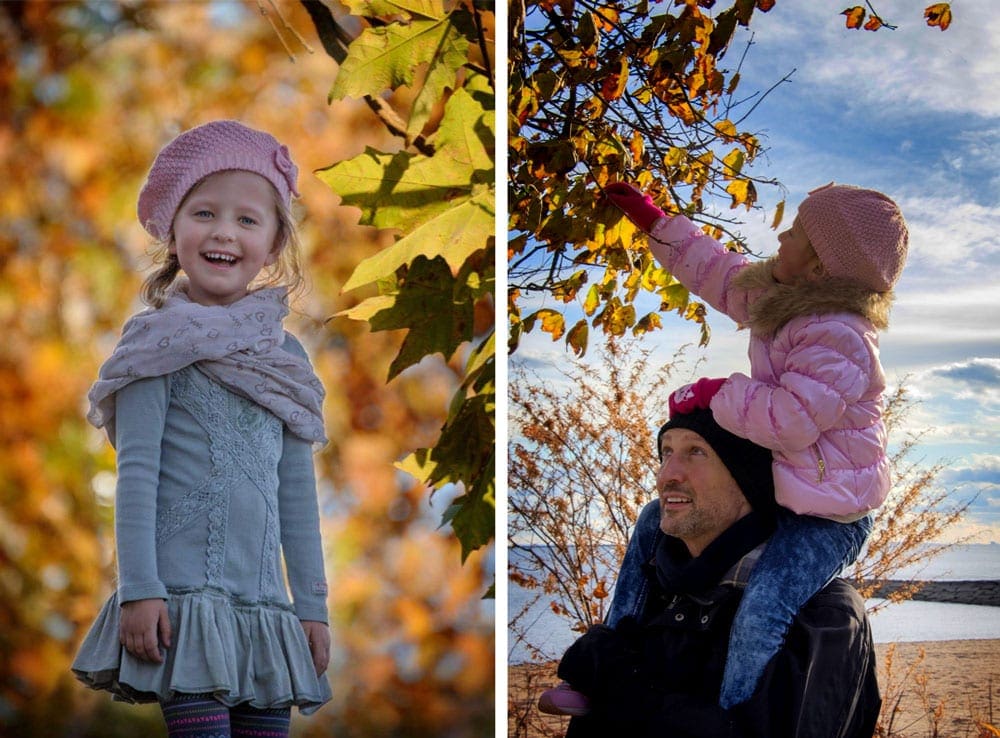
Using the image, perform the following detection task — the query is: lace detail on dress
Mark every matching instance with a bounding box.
[156,367,282,591]
[228,378,283,599]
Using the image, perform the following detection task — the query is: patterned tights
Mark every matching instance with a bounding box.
[160,693,291,738]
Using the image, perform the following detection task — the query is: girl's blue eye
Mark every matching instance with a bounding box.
[194,210,213,218]
[239,216,257,226]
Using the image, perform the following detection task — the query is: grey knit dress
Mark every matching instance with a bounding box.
[72,346,331,714]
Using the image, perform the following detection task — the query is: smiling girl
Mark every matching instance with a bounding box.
[73,120,330,738]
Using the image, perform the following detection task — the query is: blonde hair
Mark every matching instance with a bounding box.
[140,177,304,308]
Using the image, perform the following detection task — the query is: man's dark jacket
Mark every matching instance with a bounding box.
[558,514,881,738]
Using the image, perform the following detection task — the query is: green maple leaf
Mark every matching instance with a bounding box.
[329,17,469,103]
[368,255,475,379]
[339,0,444,20]
[391,333,496,563]
[320,76,494,292]
[407,13,473,136]
[429,392,496,562]
[315,148,470,233]
[347,188,494,293]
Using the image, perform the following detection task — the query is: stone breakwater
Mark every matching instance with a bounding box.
[863,580,1000,607]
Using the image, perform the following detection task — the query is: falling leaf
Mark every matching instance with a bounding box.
[756,0,775,11]
[841,6,865,29]
[771,199,786,230]
[924,3,952,31]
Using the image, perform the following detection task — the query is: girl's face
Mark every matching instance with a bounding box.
[170,170,281,306]
[773,216,824,285]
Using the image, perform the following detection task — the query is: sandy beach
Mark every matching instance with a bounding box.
[509,639,1000,737]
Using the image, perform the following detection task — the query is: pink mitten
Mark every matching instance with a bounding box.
[669,377,727,417]
[604,182,666,233]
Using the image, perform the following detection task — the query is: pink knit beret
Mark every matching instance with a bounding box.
[797,183,909,292]
[137,120,300,241]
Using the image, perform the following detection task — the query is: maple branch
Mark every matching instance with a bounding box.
[863,1,899,31]
[470,0,494,90]
[299,0,435,156]
[258,0,315,61]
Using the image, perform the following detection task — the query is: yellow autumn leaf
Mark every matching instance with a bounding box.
[538,308,566,340]
[726,178,757,210]
[715,118,737,139]
[633,311,663,336]
[924,3,951,30]
[841,6,865,29]
[722,148,744,179]
[566,319,589,357]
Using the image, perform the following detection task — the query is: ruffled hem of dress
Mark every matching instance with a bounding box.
[71,589,331,715]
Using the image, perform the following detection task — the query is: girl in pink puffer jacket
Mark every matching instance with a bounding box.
[611,182,908,707]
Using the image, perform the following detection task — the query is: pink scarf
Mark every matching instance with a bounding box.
[88,286,326,445]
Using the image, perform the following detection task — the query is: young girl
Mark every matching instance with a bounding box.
[72,120,332,737]
[542,181,908,714]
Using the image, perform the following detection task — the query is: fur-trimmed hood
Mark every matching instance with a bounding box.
[732,258,894,337]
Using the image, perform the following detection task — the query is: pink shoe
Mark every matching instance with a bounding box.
[538,682,591,716]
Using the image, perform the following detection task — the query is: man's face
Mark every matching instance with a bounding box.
[656,428,753,556]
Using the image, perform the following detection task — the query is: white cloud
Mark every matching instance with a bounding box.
[742,3,1000,119]
[901,197,1000,274]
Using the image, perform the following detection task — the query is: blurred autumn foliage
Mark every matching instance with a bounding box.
[0,2,492,736]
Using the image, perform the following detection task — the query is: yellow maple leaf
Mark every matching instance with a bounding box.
[841,6,865,29]
[924,3,952,31]
[864,14,883,31]
[538,309,566,340]
[725,178,757,210]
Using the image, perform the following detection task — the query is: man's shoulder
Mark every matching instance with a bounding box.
[798,577,869,628]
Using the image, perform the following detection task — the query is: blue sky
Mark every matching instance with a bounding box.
[510,2,1000,543]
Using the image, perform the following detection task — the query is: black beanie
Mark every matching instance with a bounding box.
[656,407,776,514]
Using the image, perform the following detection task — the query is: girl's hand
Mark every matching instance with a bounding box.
[603,182,666,233]
[300,620,330,676]
[120,598,171,663]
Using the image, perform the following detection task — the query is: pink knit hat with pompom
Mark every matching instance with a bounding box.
[797,183,909,292]
[137,120,299,241]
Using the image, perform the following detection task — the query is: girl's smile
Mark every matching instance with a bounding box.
[170,170,280,306]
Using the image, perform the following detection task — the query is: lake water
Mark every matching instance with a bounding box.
[508,544,1000,663]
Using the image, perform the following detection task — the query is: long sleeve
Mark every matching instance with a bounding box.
[277,429,329,623]
[274,331,328,623]
[113,375,170,603]
[648,214,757,325]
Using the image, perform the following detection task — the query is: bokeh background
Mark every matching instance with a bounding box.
[0,2,494,736]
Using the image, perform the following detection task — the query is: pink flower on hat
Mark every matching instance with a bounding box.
[273,145,300,198]
[137,120,300,242]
